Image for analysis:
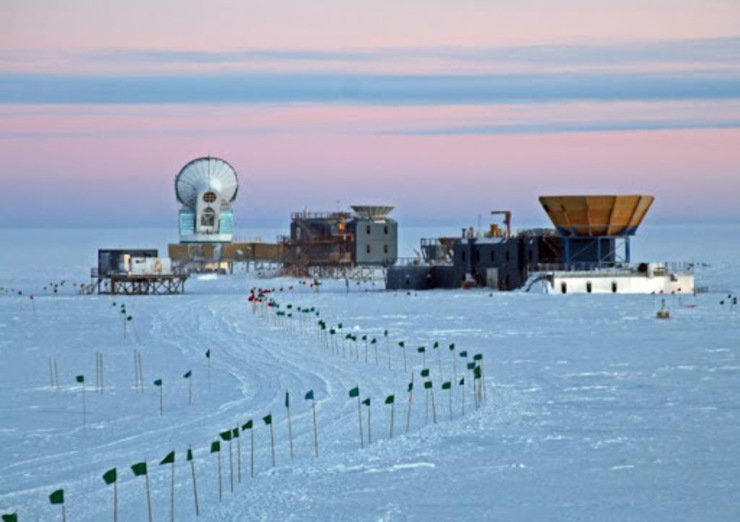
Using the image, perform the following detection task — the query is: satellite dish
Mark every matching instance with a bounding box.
[175,157,239,210]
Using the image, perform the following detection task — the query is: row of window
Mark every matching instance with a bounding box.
[461,249,513,263]
[561,281,618,294]
[366,225,391,235]
[365,244,391,254]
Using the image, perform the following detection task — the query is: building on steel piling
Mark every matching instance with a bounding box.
[387,195,694,294]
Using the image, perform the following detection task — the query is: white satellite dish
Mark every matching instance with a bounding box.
[175,157,239,210]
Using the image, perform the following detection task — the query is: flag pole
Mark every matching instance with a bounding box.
[390,400,395,439]
[430,384,437,424]
[189,449,199,517]
[100,352,104,393]
[217,446,222,502]
[81,379,86,426]
[114,478,118,522]
[133,350,138,393]
[367,400,372,445]
[54,358,60,390]
[312,399,319,457]
[228,438,234,493]
[461,379,466,416]
[357,395,364,448]
[49,358,54,387]
[448,384,453,420]
[62,504,66,522]
[269,421,276,467]
[250,427,255,477]
[145,466,153,522]
[236,429,242,483]
[406,374,414,433]
[170,459,175,522]
[286,392,294,461]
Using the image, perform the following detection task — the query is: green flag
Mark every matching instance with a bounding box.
[433,342,439,348]
[2,513,18,522]
[449,343,456,351]
[242,419,253,430]
[417,346,425,353]
[362,398,371,406]
[459,377,465,386]
[305,390,314,401]
[424,381,433,390]
[442,381,452,390]
[187,448,194,461]
[473,354,483,361]
[153,379,162,387]
[474,366,482,380]
[75,375,84,384]
[459,351,468,358]
[205,349,211,359]
[384,329,388,336]
[183,370,192,378]
[160,450,175,465]
[467,362,475,370]
[263,414,272,425]
[362,335,367,341]
[421,368,430,377]
[385,394,395,404]
[131,462,148,476]
[220,430,232,441]
[398,341,405,348]
[407,382,413,392]
[345,333,352,339]
[285,391,290,408]
[371,338,377,344]
[102,468,117,485]
[49,489,64,505]
[348,387,359,398]
[232,427,239,438]
[210,441,220,453]
[338,323,343,329]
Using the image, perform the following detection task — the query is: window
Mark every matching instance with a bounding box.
[461,251,466,262]
[201,207,216,227]
[612,281,618,293]
[384,225,389,234]
[366,244,371,254]
[490,250,496,262]
[384,244,389,254]
[586,281,592,293]
[505,250,510,262]
[366,225,371,235]
[561,282,567,294]
[202,191,217,203]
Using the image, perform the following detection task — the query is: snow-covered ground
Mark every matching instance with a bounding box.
[1,225,739,521]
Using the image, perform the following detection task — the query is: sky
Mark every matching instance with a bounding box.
[1,0,739,228]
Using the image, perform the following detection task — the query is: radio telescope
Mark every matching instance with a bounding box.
[175,157,238,243]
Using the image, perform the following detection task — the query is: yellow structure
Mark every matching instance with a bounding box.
[539,195,654,237]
